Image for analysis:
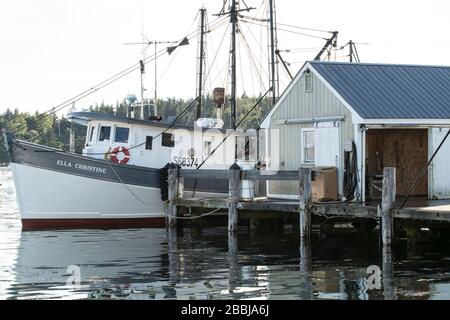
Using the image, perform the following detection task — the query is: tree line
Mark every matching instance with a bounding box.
[0,94,272,164]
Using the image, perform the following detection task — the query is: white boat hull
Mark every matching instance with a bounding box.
[11,163,166,229]
[7,139,229,229]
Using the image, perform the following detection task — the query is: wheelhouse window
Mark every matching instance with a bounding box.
[145,136,153,150]
[302,130,315,163]
[89,126,95,142]
[114,127,130,143]
[99,126,111,141]
[162,133,174,147]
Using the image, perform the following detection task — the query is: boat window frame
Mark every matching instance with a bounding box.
[114,125,130,144]
[162,132,175,148]
[145,136,153,150]
[89,125,96,143]
[99,125,111,142]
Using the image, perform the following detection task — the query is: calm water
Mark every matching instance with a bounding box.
[1,167,450,300]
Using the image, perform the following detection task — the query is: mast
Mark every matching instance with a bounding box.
[230,0,237,130]
[314,31,338,61]
[140,60,145,120]
[215,1,254,129]
[349,40,354,62]
[268,0,278,106]
[197,8,206,120]
[154,44,158,116]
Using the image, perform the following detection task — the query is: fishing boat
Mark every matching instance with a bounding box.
[3,0,275,230]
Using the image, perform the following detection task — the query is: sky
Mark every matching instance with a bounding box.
[0,0,449,114]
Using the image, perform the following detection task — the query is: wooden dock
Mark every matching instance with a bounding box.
[164,164,450,299]
[167,165,450,233]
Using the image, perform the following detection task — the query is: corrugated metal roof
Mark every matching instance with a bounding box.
[309,61,450,119]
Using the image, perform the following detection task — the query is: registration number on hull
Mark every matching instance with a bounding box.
[173,156,199,168]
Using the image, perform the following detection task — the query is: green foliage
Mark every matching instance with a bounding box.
[0,95,273,163]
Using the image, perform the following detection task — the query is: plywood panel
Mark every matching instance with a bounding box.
[366,129,428,196]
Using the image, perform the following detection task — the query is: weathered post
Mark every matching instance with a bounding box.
[167,163,179,228]
[299,167,312,240]
[382,244,396,300]
[228,163,241,234]
[381,167,396,246]
[299,167,313,299]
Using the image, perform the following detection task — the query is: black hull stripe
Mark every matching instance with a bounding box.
[10,140,228,193]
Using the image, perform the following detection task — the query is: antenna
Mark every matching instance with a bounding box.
[348,40,360,63]
[124,39,179,118]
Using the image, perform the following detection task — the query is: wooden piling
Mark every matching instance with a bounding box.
[382,244,396,300]
[299,167,313,299]
[299,167,312,240]
[228,163,241,234]
[381,167,396,246]
[167,164,179,228]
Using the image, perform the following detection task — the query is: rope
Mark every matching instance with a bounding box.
[166,205,227,220]
[106,160,145,204]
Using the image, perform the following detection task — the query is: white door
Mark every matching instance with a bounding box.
[314,123,342,195]
[314,125,340,167]
[429,128,450,199]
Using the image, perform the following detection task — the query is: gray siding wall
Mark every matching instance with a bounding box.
[268,70,355,196]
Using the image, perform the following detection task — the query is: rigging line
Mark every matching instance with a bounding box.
[240,19,328,40]
[238,30,246,97]
[153,44,182,91]
[239,16,270,66]
[55,48,171,108]
[240,36,267,94]
[106,160,145,204]
[238,22,269,92]
[17,17,225,117]
[210,62,230,88]
[202,20,229,81]
[196,87,272,170]
[82,97,199,156]
[203,23,231,90]
[11,48,168,135]
[276,27,329,40]
[276,22,333,34]
[9,24,228,137]
[29,117,61,143]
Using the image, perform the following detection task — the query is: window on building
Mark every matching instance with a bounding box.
[89,126,95,142]
[145,136,153,150]
[114,127,130,143]
[162,133,174,147]
[305,71,313,92]
[99,126,111,141]
[302,130,315,163]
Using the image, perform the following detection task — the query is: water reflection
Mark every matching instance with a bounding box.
[2,167,450,299]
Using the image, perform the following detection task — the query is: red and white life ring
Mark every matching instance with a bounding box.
[110,146,130,164]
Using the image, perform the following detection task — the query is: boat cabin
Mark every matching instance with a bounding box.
[68,112,252,170]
